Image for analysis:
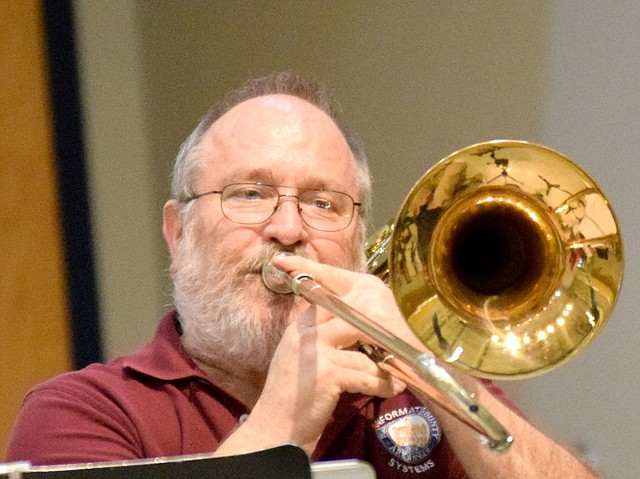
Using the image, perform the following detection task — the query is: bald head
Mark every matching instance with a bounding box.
[170,72,372,225]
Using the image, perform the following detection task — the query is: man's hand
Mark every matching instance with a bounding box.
[215,255,409,455]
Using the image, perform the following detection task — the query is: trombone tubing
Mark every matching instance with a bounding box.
[289,272,513,453]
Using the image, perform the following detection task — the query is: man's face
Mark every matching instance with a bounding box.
[164,94,364,372]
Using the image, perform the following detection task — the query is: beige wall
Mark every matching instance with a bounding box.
[74,0,549,355]
[73,0,166,357]
[72,2,640,478]
[135,1,549,229]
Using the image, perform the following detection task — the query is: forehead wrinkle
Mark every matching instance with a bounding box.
[218,167,353,194]
[208,96,309,153]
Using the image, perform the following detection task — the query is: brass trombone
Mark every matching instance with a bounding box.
[262,140,624,453]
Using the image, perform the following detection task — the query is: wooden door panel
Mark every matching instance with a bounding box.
[1,0,72,459]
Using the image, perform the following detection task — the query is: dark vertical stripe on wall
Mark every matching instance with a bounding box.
[43,0,103,368]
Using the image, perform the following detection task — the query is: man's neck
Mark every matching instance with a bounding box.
[192,355,267,409]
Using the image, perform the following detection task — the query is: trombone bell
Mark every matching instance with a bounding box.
[387,140,623,379]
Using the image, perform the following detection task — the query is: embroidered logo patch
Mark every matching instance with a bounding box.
[375,406,441,465]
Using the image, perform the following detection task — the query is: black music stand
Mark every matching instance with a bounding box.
[0,445,312,479]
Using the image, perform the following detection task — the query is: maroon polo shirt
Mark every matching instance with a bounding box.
[7,310,476,478]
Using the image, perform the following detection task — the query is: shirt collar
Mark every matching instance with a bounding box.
[121,310,209,382]
[122,309,375,444]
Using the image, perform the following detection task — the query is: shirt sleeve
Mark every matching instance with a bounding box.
[6,373,144,466]
[480,379,525,417]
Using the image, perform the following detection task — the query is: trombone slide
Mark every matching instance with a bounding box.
[289,272,513,453]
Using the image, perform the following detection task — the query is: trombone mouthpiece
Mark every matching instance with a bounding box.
[261,252,294,294]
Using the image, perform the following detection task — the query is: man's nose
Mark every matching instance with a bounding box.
[263,196,308,246]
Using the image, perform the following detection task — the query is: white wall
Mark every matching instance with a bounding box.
[501,3,640,477]
[73,2,639,477]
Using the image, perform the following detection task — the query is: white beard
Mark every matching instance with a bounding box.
[170,215,366,374]
[172,241,299,373]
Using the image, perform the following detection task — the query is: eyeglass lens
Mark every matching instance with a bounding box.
[221,183,356,231]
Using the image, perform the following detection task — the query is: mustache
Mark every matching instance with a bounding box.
[232,244,307,308]
[233,244,309,282]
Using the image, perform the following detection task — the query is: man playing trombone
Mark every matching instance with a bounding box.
[8,72,602,478]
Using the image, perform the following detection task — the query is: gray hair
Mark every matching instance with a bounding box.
[170,72,372,229]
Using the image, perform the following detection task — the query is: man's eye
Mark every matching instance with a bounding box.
[234,188,268,201]
[311,198,334,210]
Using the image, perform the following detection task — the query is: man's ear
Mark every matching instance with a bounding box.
[163,199,183,260]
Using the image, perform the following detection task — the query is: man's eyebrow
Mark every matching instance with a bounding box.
[223,168,278,184]
[222,168,347,192]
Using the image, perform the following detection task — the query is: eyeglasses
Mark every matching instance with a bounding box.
[183,182,361,232]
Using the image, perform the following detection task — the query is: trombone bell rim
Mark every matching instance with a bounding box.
[385,140,623,379]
